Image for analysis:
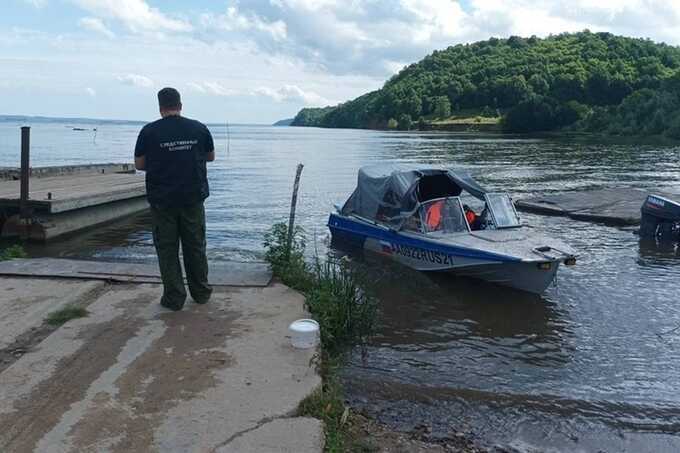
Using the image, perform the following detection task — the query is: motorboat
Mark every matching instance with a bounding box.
[328,164,576,294]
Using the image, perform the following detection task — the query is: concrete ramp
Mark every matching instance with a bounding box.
[515,188,680,226]
[0,258,272,287]
[0,282,323,452]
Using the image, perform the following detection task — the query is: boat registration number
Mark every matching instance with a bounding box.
[381,242,455,265]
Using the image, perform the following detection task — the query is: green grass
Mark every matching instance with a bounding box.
[297,357,377,453]
[297,364,348,452]
[46,305,89,326]
[264,222,378,452]
[0,244,27,261]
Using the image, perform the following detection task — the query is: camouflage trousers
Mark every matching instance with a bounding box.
[150,202,212,310]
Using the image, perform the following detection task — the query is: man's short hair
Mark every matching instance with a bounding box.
[158,87,181,110]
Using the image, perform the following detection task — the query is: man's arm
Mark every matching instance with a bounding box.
[134,127,147,171]
[205,126,215,162]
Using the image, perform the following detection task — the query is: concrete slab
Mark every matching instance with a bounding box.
[0,258,272,287]
[0,282,322,452]
[515,188,680,226]
[0,278,105,349]
[216,417,324,453]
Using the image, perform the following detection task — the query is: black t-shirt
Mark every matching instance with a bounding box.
[134,116,214,207]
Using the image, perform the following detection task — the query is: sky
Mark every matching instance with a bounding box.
[2,0,680,124]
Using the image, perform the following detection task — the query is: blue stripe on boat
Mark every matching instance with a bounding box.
[327,213,520,263]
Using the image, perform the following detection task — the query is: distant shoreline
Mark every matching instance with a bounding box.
[0,114,269,128]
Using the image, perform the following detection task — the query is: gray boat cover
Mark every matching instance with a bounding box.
[340,164,487,227]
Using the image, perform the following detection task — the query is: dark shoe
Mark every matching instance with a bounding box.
[193,295,211,305]
[160,298,184,311]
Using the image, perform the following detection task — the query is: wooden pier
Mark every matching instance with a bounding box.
[0,163,148,241]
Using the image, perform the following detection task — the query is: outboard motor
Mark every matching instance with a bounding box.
[640,194,680,241]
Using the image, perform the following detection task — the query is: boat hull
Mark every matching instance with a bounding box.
[328,213,562,294]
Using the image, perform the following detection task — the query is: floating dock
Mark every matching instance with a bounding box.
[0,163,148,241]
[515,188,680,226]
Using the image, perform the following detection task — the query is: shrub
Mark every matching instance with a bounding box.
[481,105,496,117]
[263,222,312,292]
[264,222,378,452]
[0,245,27,261]
[397,113,412,131]
[263,222,377,354]
[307,260,377,355]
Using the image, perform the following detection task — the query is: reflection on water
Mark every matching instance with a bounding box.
[638,238,680,266]
[3,120,680,451]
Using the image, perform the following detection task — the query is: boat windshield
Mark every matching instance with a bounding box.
[416,197,470,234]
[485,192,520,228]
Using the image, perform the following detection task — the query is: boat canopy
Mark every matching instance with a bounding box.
[340,164,488,227]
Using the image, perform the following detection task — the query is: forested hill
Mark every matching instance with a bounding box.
[291,32,680,138]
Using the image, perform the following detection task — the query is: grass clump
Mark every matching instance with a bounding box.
[46,305,88,326]
[263,222,378,451]
[263,222,376,352]
[307,260,377,356]
[263,222,313,292]
[297,360,350,452]
[0,244,27,261]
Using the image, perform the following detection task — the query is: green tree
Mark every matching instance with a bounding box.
[397,114,412,131]
[289,32,680,137]
[404,92,422,117]
[528,74,549,95]
[432,96,451,118]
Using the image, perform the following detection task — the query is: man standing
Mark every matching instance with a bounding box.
[135,87,215,311]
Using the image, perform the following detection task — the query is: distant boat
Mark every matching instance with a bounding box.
[72,127,87,131]
[328,164,577,294]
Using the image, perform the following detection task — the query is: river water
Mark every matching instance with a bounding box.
[2,119,680,452]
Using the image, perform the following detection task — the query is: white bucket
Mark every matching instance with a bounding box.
[289,319,320,349]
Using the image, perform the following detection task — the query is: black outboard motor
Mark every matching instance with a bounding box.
[640,194,680,241]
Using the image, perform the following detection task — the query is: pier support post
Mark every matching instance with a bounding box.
[19,126,32,239]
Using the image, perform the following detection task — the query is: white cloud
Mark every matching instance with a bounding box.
[117,73,154,88]
[196,0,680,77]
[187,82,207,94]
[200,7,287,42]
[5,0,680,122]
[188,81,239,97]
[78,17,115,38]
[71,0,192,33]
[198,0,471,75]
[85,87,96,96]
[254,85,331,106]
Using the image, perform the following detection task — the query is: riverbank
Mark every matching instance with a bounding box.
[0,258,323,452]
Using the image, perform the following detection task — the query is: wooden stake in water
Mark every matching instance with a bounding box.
[286,163,304,261]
